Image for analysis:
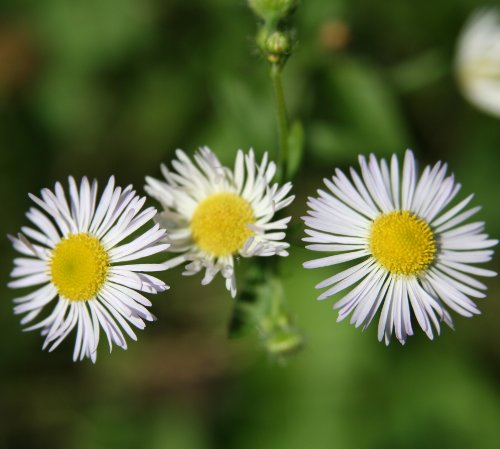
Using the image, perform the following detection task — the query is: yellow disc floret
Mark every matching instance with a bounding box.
[191,192,255,257]
[49,233,110,301]
[369,210,436,276]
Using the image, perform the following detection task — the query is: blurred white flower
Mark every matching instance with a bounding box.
[9,177,169,362]
[456,9,500,117]
[303,150,497,345]
[145,147,294,298]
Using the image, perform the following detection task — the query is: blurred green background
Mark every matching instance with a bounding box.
[1,0,500,448]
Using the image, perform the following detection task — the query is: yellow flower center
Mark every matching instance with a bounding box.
[49,233,110,301]
[191,192,255,257]
[369,210,436,276]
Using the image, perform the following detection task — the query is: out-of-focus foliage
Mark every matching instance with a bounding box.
[1,0,500,448]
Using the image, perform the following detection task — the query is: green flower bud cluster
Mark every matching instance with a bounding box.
[248,0,297,66]
[230,265,303,360]
[256,278,303,358]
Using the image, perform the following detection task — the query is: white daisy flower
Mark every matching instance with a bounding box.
[8,176,169,362]
[145,147,294,297]
[303,150,497,344]
[455,8,500,118]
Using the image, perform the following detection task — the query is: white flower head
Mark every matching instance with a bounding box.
[8,176,169,362]
[145,147,294,297]
[303,150,497,345]
[455,8,500,117]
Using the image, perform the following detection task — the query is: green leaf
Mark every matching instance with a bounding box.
[286,120,304,179]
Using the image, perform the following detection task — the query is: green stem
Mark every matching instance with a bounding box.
[270,63,289,180]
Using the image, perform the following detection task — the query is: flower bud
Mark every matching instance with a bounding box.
[248,0,298,23]
[265,31,291,64]
[265,328,303,356]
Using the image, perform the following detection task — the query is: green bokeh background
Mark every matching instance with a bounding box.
[1,0,500,448]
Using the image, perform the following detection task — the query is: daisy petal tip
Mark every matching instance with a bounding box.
[317,292,330,301]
